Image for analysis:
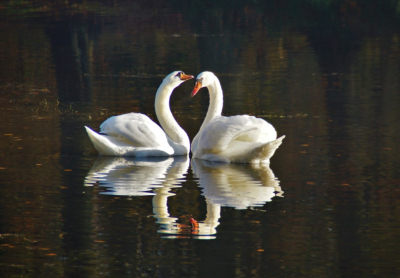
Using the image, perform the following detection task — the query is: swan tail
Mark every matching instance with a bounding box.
[85,126,121,156]
[250,135,286,163]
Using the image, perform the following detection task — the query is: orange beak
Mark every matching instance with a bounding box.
[191,80,202,97]
[180,73,194,81]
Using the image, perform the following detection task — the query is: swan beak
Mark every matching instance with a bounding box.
[191,80,202,97]
[180,73,194,81]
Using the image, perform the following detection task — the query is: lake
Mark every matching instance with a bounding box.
[1,1,400,277]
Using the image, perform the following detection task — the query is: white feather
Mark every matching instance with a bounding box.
[191,71,285,163]
[85,71,192,157]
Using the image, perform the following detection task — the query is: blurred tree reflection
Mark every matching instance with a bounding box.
[0,0,400,277]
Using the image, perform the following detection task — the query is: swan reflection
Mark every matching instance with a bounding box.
[190,159,283,236]
[84,156,189,196]
[85,155,195,237]
[84,156,283,239]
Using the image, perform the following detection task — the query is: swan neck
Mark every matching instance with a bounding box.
[154,82,189,148]
[200,78,223,131]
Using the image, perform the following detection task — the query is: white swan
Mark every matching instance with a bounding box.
[85,71,193,157]
[190,71,285,163]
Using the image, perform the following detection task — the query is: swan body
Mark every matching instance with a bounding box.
[85,71,193,157]
[191,71,285,163]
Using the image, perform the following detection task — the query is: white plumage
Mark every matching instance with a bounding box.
[85,71,193,157]
[191,71,285,163]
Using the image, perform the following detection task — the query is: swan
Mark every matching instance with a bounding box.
[85,71,193,157]
[191,71,285,163]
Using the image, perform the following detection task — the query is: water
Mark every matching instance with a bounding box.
[1,1,400,277]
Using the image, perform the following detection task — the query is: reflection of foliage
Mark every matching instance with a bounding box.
[3,0,400,24]
[0,0,119,17]
[0,1,399,277]
[174,0,400,38]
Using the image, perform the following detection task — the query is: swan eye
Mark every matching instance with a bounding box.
[175,72,183,78]
[195,78,203,85]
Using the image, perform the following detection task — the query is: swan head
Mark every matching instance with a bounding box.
[191,71,217,97]
[163,71,194,86]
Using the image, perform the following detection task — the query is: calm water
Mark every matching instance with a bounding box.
[1,1,400,277]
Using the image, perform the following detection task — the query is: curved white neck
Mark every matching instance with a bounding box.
[154,82,190,148]
[198,77,224,134]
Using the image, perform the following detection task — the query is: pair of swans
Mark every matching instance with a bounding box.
[85,71,285,163]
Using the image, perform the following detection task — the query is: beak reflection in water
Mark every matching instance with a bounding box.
[84,156,283,239]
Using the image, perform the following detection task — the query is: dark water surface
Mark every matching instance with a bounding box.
[1,1,400,277]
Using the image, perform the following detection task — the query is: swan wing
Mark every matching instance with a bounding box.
[233,115,277,143]
[197,115,266,153]
[100,113,169,148]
